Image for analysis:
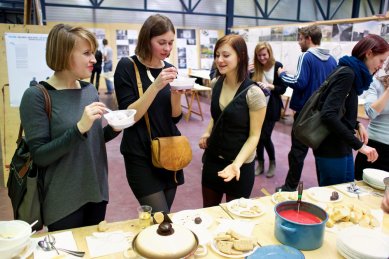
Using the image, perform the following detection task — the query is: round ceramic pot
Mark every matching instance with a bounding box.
[274,201,328,250]
[132,222,205,259]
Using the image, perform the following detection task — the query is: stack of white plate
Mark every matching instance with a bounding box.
[362,168,389,190]
[337,226,389,259]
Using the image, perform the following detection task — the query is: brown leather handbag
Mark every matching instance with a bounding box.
[130,58,192,182]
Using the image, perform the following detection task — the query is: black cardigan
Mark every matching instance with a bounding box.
[314,66,363,157]
[250,61,287,121]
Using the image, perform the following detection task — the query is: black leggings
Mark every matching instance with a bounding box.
[138,187,177,213]
[48,201,107,232]
[256,120,276,161]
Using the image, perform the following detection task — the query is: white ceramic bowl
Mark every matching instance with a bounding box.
[170,77,196,90]
[0,220,31,250]
[104,109,137,130]
[0,238,30,259]
[363,168,389,190]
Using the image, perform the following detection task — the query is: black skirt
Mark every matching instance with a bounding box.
[201,151,255,198]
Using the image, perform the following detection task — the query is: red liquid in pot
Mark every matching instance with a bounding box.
[279,209,322,224]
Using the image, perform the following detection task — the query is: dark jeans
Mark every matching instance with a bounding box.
[90,67,102,90]
[282,112,309,191]
[315,154,354,186]
[256,120,276,161]
[47,201,107,232]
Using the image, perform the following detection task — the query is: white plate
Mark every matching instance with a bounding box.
[337,226,389,259]
[363,168,388,190]
[306,187,343,203]
[271,191,307,204]
[172,210,213,229]
[226,198,265,218]
[210,239,258,258]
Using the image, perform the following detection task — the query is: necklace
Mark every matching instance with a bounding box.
[146,68,155,82]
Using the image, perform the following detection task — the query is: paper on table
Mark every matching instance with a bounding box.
[214,219,256,237]
[86,231,134,258]
[33,231,79,259]
[332,183,370,198]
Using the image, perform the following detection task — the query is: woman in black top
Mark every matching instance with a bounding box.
[250,42,286,178]
[314,34,389,186]
[114,15,186,213]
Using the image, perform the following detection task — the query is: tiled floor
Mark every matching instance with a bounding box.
[0,91,355,223]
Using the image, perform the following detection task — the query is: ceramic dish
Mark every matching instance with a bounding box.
[172,210,213,229]
[363,168,389,190]
[104,109,136,130]
[246,245,304,259]
[210,238,258,258]
[226,198,265,218]
[271,191,307,204]
[306,187,343,203]
[170,77,196,90]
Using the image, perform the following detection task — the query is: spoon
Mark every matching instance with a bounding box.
[104,107,113,113]
[39,236,85,257]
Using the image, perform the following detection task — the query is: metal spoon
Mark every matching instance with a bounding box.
[39,236,85,257]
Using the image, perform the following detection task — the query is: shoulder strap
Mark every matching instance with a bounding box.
[128,57,152,140]
[17,84,52,144]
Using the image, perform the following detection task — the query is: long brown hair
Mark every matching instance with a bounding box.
[213,34,248,83]
[252,42,275,82]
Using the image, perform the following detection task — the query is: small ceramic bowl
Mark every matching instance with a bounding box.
[170,77,196,90]
[104,109,137,130]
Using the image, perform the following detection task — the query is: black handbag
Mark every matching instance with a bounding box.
[7,84,51,231]
[293,67,346,150]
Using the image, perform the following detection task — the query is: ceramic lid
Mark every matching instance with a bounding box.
[133,222,198,259]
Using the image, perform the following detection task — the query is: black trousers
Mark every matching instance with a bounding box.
[90,67,102,90]
[355,139,389,180]
[283,112,310,191]
[47,201,107,232]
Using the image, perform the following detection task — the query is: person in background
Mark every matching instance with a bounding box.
[199,35,267,207]
[354,59,389,180]
[276,25,337,191]
[250,42,287,178]
[90,47,103,92]
[20,24,121,231]
[102,38,114,94]
[29,77,38,87]
[314,34,389,186]
[114,14,186,213]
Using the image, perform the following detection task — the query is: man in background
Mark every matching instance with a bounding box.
[276,25,337,191]
[90,48,103,92]
[102,39,114,94]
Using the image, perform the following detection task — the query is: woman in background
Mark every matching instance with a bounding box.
[250,42,286,178]
[20,24,120,231]
[354,61,389,180]
[314,34,389,186]
[199,35,267,207]
[114,14,185,213]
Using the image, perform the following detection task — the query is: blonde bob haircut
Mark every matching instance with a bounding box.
[46,24,97,71]
[252,42,276,82]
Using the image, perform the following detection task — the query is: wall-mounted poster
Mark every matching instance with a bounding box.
[352,21,381,41]
[271,27,283,41]
[381,21,389,41]
[199,29,218,69]
[116,29,138,60]
[283,26,298,41]
[320,25,334,42]
[176,29,198,73]
[88,28,106,50]
[5,33,53,107]
[332,23,353,41]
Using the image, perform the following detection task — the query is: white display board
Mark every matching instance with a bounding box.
[5,33,53,107]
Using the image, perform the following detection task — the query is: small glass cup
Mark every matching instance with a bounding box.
[137,205,152,229]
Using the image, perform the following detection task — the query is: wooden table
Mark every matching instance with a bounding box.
[181,84,212,121]
[31,182,388,258]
